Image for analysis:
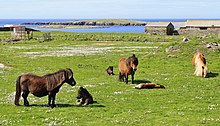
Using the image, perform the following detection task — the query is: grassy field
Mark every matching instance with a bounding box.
[0,32,219,125]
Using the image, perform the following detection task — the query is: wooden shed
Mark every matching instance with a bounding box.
[145,22,174,35]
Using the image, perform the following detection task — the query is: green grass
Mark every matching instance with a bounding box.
[0,32,219,126]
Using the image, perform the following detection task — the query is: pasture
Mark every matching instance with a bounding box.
[0,32,219,125]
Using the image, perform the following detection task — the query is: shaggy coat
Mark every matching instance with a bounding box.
[134,83,165,89]
[76,87,93,105]
[118,54,138,84]
[192,52,208,78]
[105,66,115,75]
[14,68,76,108]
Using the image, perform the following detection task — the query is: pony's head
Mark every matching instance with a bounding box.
[76,86,89,99]
[202,66,208,78]
[65,68,76,86]
[126,54,139,71]
[106,66,115,75]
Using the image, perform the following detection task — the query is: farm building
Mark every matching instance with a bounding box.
[145,22,174,35]
[178,20,220,34]
[11,25,26,40]
[0,25,37,41]
[180,20,220,30]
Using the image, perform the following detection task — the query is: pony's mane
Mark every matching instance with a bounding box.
[43,69,65,77]
[43,69,66,90]
[192,52,206,66]
[126,54,138,67]
[198,53,206,65]
[130,54,139,65]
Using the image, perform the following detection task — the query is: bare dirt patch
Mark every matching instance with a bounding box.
[22,47,113,57]
[0,63,10,69]
[0,63,5,68]
[21,46,159,57]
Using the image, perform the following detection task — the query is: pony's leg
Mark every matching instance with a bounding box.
[119,72,124,81]
[122,74,127,82]
[51,94,56,108]
[125,74,128,84]
[195,67,200,76]
[84,99,89,105]
[131,73,134,84]
[48,93,56,108]
[194,67,197,75]
[47,95,51,107]
[119,72,122,81]
[47,92,52,107]
[22,91,29,106]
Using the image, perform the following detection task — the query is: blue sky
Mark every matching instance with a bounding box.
[1,0,220,19]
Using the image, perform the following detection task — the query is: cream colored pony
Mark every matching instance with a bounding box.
[192,52,208,78]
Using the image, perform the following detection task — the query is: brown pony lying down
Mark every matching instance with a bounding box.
[134,83,165,89]
[192,52,208,78]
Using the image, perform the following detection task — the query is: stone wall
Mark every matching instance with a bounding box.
[178,28,220,35]
[145,27,167,35]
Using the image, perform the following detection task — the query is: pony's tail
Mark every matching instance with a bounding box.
[14,76,21,105]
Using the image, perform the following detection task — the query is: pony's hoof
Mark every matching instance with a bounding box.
[24,102,29,106]
[51,104,56,108]
[14,102,20,106]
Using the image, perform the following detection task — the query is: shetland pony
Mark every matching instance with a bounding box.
[118,54,138,84]
[192,52,208,78]
[14,68,76,108]
[76,87,93,105]
[105,66,115,75]
[134,83,165,89]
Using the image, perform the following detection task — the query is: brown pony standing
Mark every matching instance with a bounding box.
[192,52,208,78]
[14,68,76,108]
[118,54,138,84]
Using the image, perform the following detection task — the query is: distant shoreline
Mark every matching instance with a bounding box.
[36,25,108,29]
[21,19,147,27]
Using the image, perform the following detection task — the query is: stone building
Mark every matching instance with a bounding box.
[178,20,220,35]
[145,22,174,35]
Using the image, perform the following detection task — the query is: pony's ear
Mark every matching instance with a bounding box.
[79,86,84,90]
[65,68,73,79]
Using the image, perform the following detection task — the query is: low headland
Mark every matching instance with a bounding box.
[22,19,147,29]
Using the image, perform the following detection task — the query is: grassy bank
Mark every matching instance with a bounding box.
[0,32,219,125]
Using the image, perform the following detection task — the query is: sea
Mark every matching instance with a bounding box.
[0,18,213,33]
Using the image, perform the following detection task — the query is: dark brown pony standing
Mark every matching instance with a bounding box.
[14,68,76,108]
[118,54,138,84]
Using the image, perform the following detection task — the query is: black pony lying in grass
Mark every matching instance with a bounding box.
[76,86,93,105]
